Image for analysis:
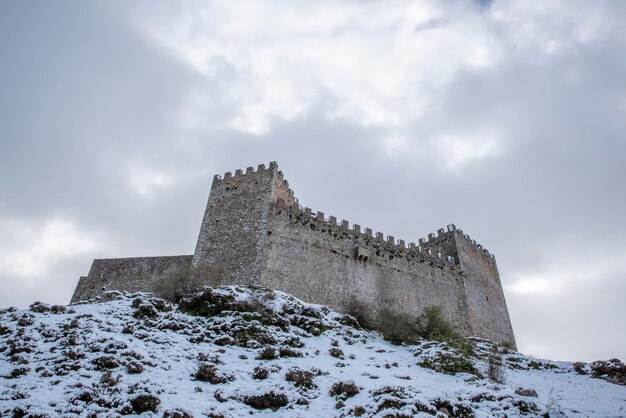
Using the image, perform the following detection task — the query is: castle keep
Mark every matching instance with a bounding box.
[72,162,516,347]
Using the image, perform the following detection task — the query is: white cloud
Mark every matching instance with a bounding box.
[134,0,625,171]
[0,217,102,279]
[509,275,561,296]
[504,247,626,361]
[128,163,176,197]
[506,247,626,298]
[137,0,502,139]
[438,132,502,169]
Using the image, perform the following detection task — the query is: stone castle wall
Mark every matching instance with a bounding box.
[71,161,516,347]
[259,202,473,334]
[71,255,192,303]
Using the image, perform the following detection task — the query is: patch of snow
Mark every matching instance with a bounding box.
[0,286,624,417]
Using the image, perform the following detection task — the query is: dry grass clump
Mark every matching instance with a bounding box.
[195,364,234,384]
[242,391,288,410]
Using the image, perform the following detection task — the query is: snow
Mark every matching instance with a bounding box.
[1,286,624,417]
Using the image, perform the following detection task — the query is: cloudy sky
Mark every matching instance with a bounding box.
[1,0,625,362]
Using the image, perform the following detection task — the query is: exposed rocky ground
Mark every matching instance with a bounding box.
[1,286,624,417]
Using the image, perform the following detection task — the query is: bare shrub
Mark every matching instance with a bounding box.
[544,388,563,415]
[50,305,66,314]
[329,381,360,400]
[486,347,506,383]
[99,371,121,386]
[92,356,119,371]
[126,361,144,374]
[195,364,234,384]
[243,391,288,410]
[130,394,160,414]
[133,303,158,319]
[188,263,228,290]
[29,302,51,313]
[590,358,626,385]
[572,361,587,375]
[329,347,344,359]
[252,366,269,380]
[153,267,188,302]
[163,409,193,418]
[256,346,278,360]
[278,346,302,358]
[285,367,317,389]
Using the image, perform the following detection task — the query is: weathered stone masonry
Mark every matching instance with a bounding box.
[71,161,516,347]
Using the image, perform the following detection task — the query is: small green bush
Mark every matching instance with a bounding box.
[418,352,477,375]
[345,298,374,329]
[377,309,417,345]
[415,305,455,340]
[154,263,228,302]
[415,305,473,355]
[178,289,235,317]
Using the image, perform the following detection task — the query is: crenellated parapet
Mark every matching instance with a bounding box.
[210,162,299,206]
[212,161,276,185]
[272,198,458,269]
[418,223,497,268]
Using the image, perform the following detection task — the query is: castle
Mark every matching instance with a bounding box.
[72,162,516,347]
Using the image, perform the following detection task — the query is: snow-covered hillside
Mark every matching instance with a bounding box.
[1,286,624,417]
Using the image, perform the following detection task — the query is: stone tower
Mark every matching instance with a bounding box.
[191,162,296,284]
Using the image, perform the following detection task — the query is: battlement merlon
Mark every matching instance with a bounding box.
[211,161,280,189]
[418,223,498,269]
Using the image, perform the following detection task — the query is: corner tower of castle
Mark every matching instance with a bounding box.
[191,162,296,284]
[71,161,516,348]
